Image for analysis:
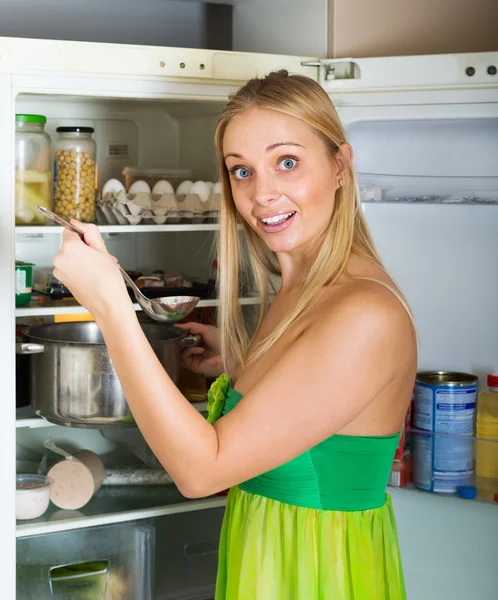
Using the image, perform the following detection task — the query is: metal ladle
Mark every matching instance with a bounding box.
[37,206,200,323]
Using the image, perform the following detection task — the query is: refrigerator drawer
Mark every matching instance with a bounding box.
[155,507,225,600]
[17,519,155,600]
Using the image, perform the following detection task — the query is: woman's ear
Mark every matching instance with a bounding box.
[336,143,353,183]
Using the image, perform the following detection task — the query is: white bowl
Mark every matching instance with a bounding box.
[16,474,52,520]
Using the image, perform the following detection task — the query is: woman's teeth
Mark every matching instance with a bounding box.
[260,212,295,225]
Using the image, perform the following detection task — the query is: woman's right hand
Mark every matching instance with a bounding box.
[175,322,224,378]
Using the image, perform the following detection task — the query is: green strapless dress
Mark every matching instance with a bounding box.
[207,376,406,600]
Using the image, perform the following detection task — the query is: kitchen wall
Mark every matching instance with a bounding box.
[0,0,232,50]
[329,0,498,58]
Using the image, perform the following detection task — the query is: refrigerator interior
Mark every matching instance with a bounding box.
[346,112,498,599]
[14,93,227,279]
[13,92,239,600]
[347,114,498,381]
[14,87,498,600]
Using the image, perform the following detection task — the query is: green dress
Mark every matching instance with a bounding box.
[207,376,406,600]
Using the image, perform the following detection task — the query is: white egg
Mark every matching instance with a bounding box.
[212,182,222,194]
[102,178,125,197]
[152,180,174,195]
[189,180,210,203]
[176,180,193,195]
[128,180,151,194]
[205,181,214,190]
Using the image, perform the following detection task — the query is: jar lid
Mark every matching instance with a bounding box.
[16,114,46,124]
[488,374,498,387]
[56,126,94,133]
[456,485,477,500]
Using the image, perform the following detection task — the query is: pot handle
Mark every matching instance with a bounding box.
[179,334,201,349]
[16,342,45,355]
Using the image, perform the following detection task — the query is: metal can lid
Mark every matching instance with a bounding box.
[416,371,478,386]
[457,485,477,500]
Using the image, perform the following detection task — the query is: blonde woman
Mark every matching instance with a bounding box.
[54,71,416,599]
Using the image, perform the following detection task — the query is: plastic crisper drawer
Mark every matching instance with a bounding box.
[17,520,155,600]
[154,508,225,600]
[357,174,498,204]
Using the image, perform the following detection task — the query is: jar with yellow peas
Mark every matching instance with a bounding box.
[54,127,97,223]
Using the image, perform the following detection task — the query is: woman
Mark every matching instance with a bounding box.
[54,70,416,599]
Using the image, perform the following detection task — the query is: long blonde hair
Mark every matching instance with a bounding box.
[215,70,382,374]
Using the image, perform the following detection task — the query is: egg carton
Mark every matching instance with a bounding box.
[96,190,220,225]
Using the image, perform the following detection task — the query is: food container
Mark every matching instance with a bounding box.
[17,519,155,599]
[122,167,192,192]
[16,322,199,428]
[16,474,52,520]
[54,126,97,222]
[15,114,52,225]
[15,261,35,307]
[412,371,478,493]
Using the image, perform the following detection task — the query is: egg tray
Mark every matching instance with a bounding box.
[96,190,220,225]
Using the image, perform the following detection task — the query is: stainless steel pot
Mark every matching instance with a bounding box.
[16,321,198,428]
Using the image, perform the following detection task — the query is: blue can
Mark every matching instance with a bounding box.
[413,371,478,493]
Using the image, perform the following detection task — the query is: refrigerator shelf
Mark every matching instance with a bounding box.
[16,485,227,538]
[15,295,260,317]
[15,402,209,429]
[358,173,498,204]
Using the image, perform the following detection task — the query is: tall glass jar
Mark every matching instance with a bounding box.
[15,114,52,225]
[54,127,97,222]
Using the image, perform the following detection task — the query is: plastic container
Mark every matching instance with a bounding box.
[122,167,192,192]
[15,114,52,225]
[54,126,97,222]
[16,519,155,599]
[15,261,35,307]
[476,374,498,494]
[16,474,52,520]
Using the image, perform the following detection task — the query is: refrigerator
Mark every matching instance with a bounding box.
[1,37,498,599]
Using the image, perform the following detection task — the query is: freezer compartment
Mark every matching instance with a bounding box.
[154,508,224,600]
[17,519,155,599]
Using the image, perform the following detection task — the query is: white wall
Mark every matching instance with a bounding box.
[233,0,327,58]
[0,0,207,48]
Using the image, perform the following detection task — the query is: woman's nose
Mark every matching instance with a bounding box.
[253,173,279,206]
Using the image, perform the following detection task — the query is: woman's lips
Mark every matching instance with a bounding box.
[257,211,296,233]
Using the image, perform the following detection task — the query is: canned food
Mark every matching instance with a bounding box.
[413,371,478,494]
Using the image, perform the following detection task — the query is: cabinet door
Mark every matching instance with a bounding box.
[329,0,498,58]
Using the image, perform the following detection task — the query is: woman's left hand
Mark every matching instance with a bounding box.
[53,221,132,320]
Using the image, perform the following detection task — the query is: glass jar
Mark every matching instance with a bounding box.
[54,127,97,222]
[15,114,52,225]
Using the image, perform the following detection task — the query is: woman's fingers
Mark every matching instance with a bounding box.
[70,220,108,252]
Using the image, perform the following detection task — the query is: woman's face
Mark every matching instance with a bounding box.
[223,107,349,256]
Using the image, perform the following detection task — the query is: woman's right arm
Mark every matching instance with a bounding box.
[175,321,226,378]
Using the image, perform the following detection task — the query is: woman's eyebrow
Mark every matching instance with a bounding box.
[224,142,304,161]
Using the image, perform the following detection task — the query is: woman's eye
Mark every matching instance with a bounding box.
[278,157,297,171]
[232,167,251,180]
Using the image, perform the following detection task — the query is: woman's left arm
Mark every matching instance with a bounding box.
[54,225,412,498]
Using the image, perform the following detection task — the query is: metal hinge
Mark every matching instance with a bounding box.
[301,59,360,81]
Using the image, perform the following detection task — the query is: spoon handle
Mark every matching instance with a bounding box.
[36,206,85,240]
[37,206,147,304]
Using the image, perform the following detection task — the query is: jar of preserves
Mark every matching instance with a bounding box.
[54,127,97,222]
[15,114,52,225]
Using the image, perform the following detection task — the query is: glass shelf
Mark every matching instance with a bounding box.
[358,173,498,204]
[16,485,227,538]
